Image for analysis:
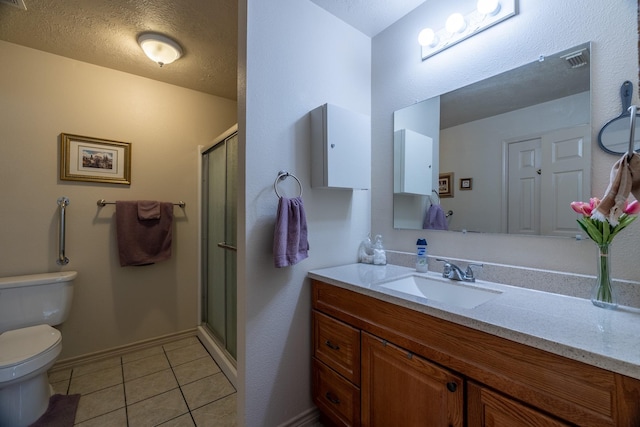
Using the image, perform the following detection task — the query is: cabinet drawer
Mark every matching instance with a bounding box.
[313,310,360,384]
[313,357,361,427]
[468,381,571,427]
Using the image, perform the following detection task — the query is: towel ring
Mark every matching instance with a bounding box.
[274,170,303,198]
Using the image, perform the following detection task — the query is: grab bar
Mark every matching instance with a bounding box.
[57,196,70,265]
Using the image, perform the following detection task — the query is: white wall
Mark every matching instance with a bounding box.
[239,0,371,425]
[0,40,237,358]
[372,0,640,280]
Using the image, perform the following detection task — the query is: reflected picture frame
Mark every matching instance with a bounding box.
[460,177,472,190]
[60,133,131,185]
[438,172,453,198]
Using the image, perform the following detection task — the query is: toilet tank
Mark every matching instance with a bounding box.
[0,271,77,333]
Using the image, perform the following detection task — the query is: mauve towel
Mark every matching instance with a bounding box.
[273,196,309,268]
[137,200,161,220]
[423,204,448,230]
[116,201,173,266]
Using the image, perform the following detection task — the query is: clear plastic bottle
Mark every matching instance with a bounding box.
[373,235,387,265]
[416,238,428,272]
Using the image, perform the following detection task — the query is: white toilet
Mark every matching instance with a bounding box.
[0,271,77,427]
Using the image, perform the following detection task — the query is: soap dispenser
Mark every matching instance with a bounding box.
[416,238,428,272]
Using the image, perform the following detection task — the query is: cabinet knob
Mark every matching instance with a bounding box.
[325,340,340,351]
[446,382,457,392]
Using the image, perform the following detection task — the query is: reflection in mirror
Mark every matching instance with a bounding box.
[393,43,591,237]
[598,80,640,155]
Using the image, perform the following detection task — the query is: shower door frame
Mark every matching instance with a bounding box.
[197,124,238,387]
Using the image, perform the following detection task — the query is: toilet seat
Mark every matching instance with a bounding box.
[0,325,61,384]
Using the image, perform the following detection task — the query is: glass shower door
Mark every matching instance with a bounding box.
[202,131,237,361]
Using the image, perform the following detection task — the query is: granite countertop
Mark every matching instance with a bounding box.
[308,263,640,380]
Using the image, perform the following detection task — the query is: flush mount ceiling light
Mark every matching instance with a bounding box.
[418,0,517,61]
[138,33,183,67]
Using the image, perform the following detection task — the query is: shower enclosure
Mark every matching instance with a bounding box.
[199,125,237,383]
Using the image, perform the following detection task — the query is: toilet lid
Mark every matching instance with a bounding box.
[0,325,61,368]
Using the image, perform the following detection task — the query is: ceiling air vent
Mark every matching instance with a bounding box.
[561,48,589,69]
[0,0,26,9]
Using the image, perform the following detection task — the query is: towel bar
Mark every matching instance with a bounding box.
[97,199,186,208]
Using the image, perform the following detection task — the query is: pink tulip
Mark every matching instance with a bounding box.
[624,200,640,215]
[570,201,590,216]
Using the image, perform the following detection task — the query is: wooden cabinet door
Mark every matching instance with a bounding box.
[468,382,571,427]
[361,332,463,427]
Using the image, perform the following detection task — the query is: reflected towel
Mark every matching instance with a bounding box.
[593,153,640,224]
[273,196,309,268]
[137,200,161,220]
[116,201,173,266]
[423,204,448,230]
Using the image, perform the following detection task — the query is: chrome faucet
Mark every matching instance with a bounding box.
[436,259,483,282]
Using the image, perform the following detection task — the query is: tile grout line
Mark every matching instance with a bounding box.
[164,344,198,426]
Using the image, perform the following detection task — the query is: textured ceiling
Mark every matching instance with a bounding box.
[0,0,238,100]
[309,0,428,37]
[0,1,427,100]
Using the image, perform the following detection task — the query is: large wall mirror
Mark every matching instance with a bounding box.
[393,42,591,238]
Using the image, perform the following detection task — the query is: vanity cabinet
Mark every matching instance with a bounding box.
[361,332,463,426]
[311,279,640,427]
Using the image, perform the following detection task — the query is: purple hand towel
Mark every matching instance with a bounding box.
[423,204,448,230]
[273,196,309,268]
[116,201,173,266]
[138,200,161,220]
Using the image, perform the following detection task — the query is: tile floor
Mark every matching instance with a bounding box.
[48,336,237,426]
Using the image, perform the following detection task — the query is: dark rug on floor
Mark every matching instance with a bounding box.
[29,394,81,427]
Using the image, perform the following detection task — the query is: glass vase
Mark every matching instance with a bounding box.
[590,243,618,309]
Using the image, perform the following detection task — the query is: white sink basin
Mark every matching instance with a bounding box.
[376,275,502,309]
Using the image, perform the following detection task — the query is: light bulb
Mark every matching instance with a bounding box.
[418,28,438,47]
[477,0,501,16]
[445,13,467,34]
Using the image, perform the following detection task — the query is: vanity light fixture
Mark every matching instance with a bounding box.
[138,33,183,67]
[418,0,517,61]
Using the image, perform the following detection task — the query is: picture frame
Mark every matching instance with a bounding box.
[460,177,473,190]
[60,133,131,185]
[438,172,454,198]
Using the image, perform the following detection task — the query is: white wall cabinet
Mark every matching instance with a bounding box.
[311,103,370,190]
[394,129,433,195]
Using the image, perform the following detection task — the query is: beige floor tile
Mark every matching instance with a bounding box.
[125,368,179,404]
[162,336,200,352]
[122,345,164,364]
[69,365,123,395]
[51,379,69,395]
[181,373,236,411]
[48,367,72,383]
[72,356,122,377]
[127,388,189,427]
[173,356,221,386]
[158,413,196,426]
[123,353,170,381]
[74,407,127,426]
[166,342,209,367]
[191,394,237,427]
[74,384,125,423]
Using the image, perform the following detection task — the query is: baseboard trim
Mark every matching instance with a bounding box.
[51,328,198,372]
[277,407,321,427]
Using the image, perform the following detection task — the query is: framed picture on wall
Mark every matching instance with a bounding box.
[460,177,473,190]
[438,172,453,198]
[59,133,131,185]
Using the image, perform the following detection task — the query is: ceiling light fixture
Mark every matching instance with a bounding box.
[418,0,517,61]
[138,33,183,67]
